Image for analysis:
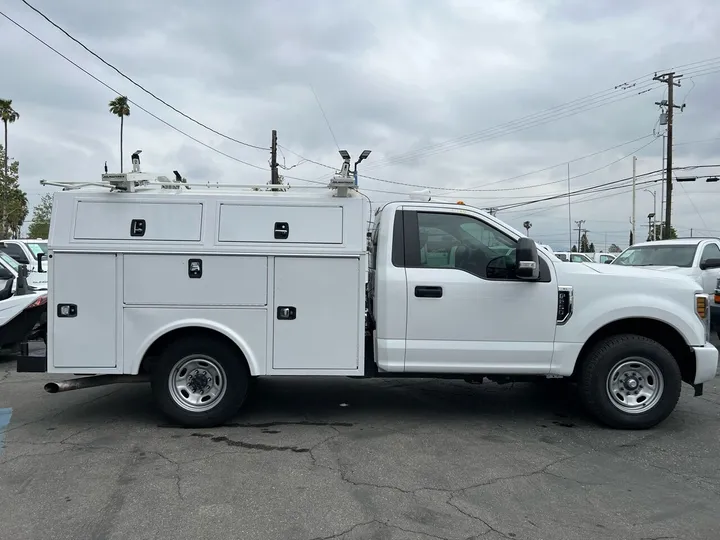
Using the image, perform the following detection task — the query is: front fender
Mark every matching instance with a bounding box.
[556,292,705,347]
[130,318,263,376]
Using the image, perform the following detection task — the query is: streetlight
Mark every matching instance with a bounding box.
[643,189,656,240]
[338,150,372,185]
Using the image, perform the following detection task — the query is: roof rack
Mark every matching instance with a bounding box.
[40,152,364,198]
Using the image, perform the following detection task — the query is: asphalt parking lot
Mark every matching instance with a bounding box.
[1,340,719,540]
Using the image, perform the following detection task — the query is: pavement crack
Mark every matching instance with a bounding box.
[307,519,379,540]
[446,496,507,539]
[191,432,310,453]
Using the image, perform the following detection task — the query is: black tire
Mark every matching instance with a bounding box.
[578,334,682,430]
[151,337,250,428]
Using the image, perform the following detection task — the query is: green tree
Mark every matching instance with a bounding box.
[28,193,53,238]
[589,242,595,253]
[608,243,621,253]
[571,245,578,252]
[650,223,677,241]
[108,96,130,172]
[0,144,28,239]
[0,99,20,175]
[580,232,590,253]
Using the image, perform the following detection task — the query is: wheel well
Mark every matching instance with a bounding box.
[139,327,249,375]
[572,318,696,384]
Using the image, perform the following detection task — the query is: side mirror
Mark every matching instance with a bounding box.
[516,237,539,280]
[699,258,720,270]
[604,259,612,264]
[37,252,45,273]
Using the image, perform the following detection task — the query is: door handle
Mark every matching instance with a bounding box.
[415,286,443,298]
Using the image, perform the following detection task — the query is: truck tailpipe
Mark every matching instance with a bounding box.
[44,374,150,393]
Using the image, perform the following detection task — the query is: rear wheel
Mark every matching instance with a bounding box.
[151,337,249,428]
[579,334,682,429]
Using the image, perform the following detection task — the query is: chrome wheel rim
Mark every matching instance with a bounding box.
[168,355,227,412]
[606,357,664,414]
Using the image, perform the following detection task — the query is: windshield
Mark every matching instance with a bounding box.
[0,252,20,272]
[612,244,698,267]
[26,242,48,255]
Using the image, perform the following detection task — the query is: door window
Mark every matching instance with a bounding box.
[413,212,518,279]
[700,243,720,264]
[0,243,29,264]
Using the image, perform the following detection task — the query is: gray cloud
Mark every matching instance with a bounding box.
[1,0,719,248]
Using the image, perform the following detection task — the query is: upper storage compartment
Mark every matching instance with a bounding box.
[218,204,343,244]
[73,200,203,241]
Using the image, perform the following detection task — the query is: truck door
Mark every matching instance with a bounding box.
[399,209,557,373]
[699,242,720,297]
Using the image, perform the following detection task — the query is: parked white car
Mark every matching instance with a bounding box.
[587,252,617,264]
[0,252,48,290]
[0,239,48,272]
[612,238,720,301]
[554,251,594,263]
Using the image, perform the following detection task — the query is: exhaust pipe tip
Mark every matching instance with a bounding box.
[44,382,60,393]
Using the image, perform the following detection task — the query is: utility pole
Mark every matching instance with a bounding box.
[659,133,665,240]
[270,129,279,185]
[567,163,572,251]
[654,72,684,237]
[631,156,637,245]
[574,219,585,252]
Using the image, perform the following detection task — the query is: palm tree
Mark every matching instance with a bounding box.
[108,96,130,172]
[0,99,20,175]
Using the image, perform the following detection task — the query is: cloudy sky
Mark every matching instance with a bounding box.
[2,0,719,249]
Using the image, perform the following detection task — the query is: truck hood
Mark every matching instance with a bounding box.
[553,260,702,290]
[613,265,695,274]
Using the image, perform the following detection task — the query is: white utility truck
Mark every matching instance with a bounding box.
[17,161,718,430]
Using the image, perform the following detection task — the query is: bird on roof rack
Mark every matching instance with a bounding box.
[131,149,142,173]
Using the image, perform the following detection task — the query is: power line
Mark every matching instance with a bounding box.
[363,58,720,170]
[436,134,660,195]
[0,9,270,172]
[434,134,656,194]
[18,0,269,151]
[310,86,341,151]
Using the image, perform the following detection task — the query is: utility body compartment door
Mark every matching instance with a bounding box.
[272,257,361,371]
[50,253,117,369]
[73,200,203,241]
[218,204,343,244]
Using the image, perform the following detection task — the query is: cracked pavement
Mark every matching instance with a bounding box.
[1,341,719,540]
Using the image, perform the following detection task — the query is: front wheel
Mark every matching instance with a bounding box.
[151,337,250,428]
[578,334,682,429]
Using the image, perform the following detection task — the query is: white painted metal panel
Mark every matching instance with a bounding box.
[51,253,117,368]
[218,204,343,244]
[123,254,267,306]
[122,307,268,375]
[273,257,360,370]
[74,201,203,241]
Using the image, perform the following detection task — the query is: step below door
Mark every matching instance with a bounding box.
[273,257,360,371]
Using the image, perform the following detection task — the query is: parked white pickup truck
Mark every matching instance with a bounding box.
[17,166,718,431]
